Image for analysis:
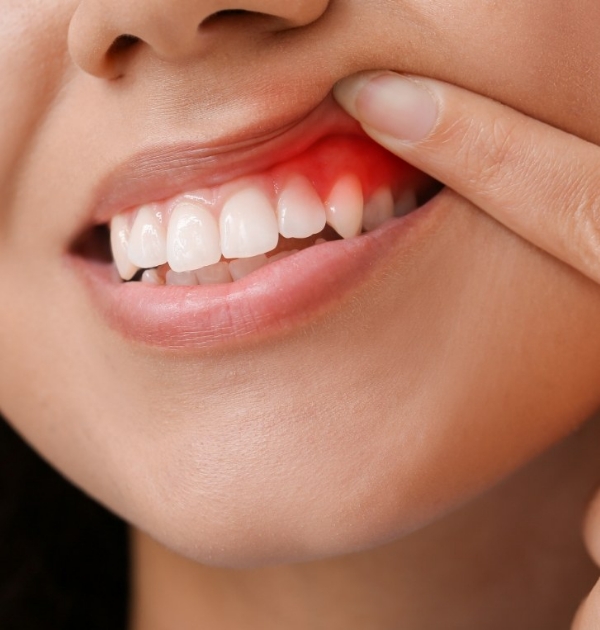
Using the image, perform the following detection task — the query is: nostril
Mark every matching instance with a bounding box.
[108,34,140,56]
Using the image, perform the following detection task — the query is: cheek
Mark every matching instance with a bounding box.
[0,6,73,228]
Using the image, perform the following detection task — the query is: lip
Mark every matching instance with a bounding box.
[70,90,445,349]
[70,188,447,350]
[87,93,364,230]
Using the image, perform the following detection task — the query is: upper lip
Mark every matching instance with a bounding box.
[83,93,364,232]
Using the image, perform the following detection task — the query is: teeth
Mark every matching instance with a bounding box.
[394,189,418,217]
[220,187,279,259]
[111,172,418,284]
[324,174,363,239]
[110,214,140,280]
[228,254,269,281]
[167,201,221,272]
[362,187,394,231]
[141,268,163,285]
[165,269,199,286]
[276,176,326,239]
[127,204,168,269]
[195,261,233,285]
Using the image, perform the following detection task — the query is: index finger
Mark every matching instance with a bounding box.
[334,72,600,285]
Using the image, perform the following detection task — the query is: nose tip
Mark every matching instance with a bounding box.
[68,0,330,79]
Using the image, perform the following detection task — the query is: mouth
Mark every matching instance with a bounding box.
[69,97,443,349]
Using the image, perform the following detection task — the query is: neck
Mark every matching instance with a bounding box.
[129,415,600,630]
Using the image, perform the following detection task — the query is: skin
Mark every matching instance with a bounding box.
[1,0,600,627]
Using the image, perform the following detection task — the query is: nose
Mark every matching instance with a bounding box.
[68,0,330,79]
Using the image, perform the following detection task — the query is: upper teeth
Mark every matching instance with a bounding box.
[220,187,279,259]
[110,173,418,281]
[276,175,326,239]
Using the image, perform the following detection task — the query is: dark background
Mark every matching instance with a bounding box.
[0,418,129,629]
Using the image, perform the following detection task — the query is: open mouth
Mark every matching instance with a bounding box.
[73,134,441,288]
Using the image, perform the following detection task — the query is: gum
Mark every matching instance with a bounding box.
[272,135,423,200]
[121,134,427,225]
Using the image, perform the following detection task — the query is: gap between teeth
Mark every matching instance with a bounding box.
[110,173,418,283]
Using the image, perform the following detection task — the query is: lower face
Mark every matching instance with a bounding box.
[1,0,600,567]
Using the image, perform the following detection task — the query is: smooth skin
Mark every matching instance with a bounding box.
[0,0,600,628]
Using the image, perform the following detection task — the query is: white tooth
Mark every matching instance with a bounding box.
[394,189,418,217]
[195,261,233,285]
[228,254,268,281]
[167,201,221,272]
[268,249,298,263]
[165,270,199,286]
[220,187,279,258]
[324,174,364,239]
[362,187,394,231]
[141,268,162,285]
[276,176,326,239]
[110,214,140,281]
[127,204,168,269]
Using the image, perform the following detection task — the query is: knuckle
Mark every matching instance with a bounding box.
[569,174,600,277]
[437,112,525,193]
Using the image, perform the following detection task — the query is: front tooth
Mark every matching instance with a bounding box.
[165,270,199,286]
[127,204,168,269]
[110,214,140,280]
[394,189,418,217]
[167,201,221,272]
[195,261,233,285]
[228,254,268,281]
[277,176,326,239]
[362,187,394,231]
[220,187,279,259]
[324,174,364,239]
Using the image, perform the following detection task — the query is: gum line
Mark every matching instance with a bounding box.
[109,136,427,282]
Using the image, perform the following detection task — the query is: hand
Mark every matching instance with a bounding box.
[333,72,600,285]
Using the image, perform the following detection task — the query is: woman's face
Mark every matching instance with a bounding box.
[1,0,600,567]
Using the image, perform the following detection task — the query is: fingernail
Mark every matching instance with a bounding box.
[334,72,438,143]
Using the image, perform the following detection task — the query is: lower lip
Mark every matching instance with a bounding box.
[70,191,447,350]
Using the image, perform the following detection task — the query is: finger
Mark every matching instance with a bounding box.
[334,72,600,285]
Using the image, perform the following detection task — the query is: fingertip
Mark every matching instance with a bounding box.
[334,71,439,144]
[333,71,387,119]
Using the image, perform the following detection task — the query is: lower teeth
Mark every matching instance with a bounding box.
[138,247,303,286]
